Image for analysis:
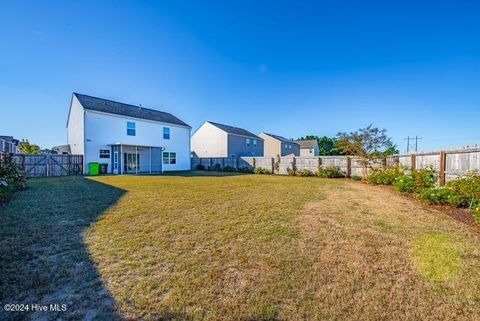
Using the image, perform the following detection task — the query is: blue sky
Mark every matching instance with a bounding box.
[1,0,479,152]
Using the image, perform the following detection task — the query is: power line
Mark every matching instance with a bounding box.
[403,136,422,153]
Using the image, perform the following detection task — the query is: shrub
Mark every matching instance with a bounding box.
[419,174,480,210]
[317,166,345,178]
[196,164,205,170]
[0,153,26,204]
[298,169,314,177]
[213,163,222,171]
[223,165,235,172]
[254,167,271,175]
[351,175,363,181]
[238,166,253,173]
[274,155,281,174]
[286,167,296,176]
[368,166,404,185]
[394,167,436,193]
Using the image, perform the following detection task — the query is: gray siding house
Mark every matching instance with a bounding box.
[297,139,320,156]
[191,121,264,157]
[258,133,300,157]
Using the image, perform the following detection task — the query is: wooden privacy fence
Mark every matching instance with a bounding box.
[192,156,381,176]
[390,147,480,185]
[12,154,83,177]
[193,147,480,186]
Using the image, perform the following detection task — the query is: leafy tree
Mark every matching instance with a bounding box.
[19,139,40,155]
[336,125,396,178]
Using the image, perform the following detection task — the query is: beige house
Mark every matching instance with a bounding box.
[258,133,300,157]
[296,139,319,156]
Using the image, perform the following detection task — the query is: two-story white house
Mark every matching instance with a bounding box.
[67,93,191,174]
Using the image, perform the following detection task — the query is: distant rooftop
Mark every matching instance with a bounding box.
[261,133,298,144]
[296,139,318,149]
[73,93,191,128]
[207,121,261,139]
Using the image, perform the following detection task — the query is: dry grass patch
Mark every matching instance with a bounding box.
[1,174,480,320]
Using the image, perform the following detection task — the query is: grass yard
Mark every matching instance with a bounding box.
[1,173,480,320]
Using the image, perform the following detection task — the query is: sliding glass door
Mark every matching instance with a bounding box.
[123,153,139,172]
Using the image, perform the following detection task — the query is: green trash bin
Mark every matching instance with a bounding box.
[88,162,100,176]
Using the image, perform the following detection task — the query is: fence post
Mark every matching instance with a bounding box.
[271,157,274,173]
[346,157,351,178]
[411,154,416,171]
[292,156,296,172]
[439,151,446,186]
[253,157,256,170]
[382,157,387,169]
[46,155,49,177]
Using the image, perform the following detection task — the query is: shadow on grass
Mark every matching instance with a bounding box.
[0,177,127,320]
[161,170,252,177]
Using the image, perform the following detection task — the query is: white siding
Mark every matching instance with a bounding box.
[191,122,228,157]
[67,95,85,156]
[84,110,191,172]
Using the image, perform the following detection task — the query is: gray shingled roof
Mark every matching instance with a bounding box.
[207,121,261,139]
[74,93,191,128]
[262,133,299,144]
[296,139,318,149]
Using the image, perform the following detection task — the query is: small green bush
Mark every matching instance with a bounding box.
[394,168,436,193]
[238,166,253,173]
[286,167,297,176]
[254,167,271,175]
[368,166,404,185]
[351,175,363,181]
[0,153,26,204]
[223,165,235,172]
[213,163,222,171]
[196,164,205,170]
[317,166,345,178]
[298,169,314,177]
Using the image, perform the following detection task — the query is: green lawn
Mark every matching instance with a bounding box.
[1,174,480,320]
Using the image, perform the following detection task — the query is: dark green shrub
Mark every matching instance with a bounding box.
[298,169,314,177]
[286,167,296,176]
[394,168,436,193]
[238,166,253,173]
[213,163,222,171]
[254,167,271,175]
[317,166,345,178]
[351,175,363,181]
[0,153,26,204]
[223,165,235,172]
[196,164,205,170]
[368,166,403,185]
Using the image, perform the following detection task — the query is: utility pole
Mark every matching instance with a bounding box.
[403,136,422,153]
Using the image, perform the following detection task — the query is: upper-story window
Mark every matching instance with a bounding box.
[253,139,257,147]
[163,127,170,140]
[127,121,136,136]
[246,138,251,147]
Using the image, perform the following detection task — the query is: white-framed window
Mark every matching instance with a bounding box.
[246,138,251,147]
[99,149,110,158]
[127,121,136,136]
[163,127,170,140]
[289,144,292,150]
[253,139,257,147]
[284,144,288,149]
[163,152,176,164]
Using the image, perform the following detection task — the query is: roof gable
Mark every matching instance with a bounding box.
[207,121,260,139]
[262,133,298,144]
[73,93,191,128]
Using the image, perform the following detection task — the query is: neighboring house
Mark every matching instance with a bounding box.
[296,139,320,156]
[258,133,300,157]
[0,136,20,154]
[191,121,264,157]
[52,145,71,155]
[67,93,191,174]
